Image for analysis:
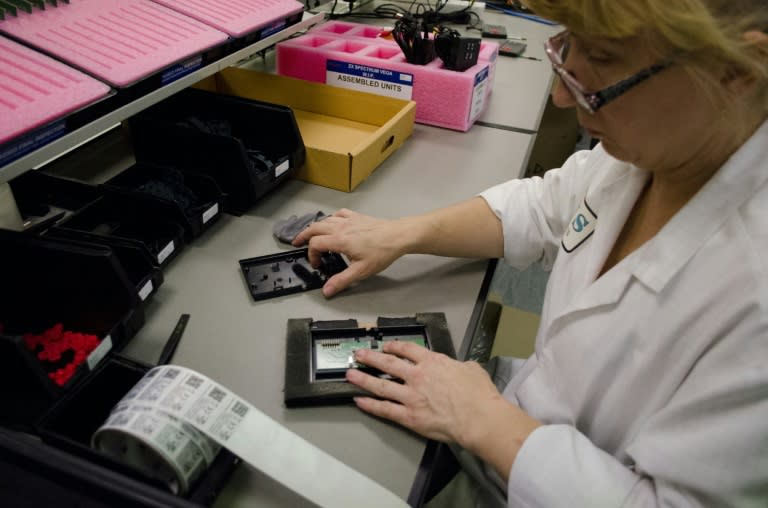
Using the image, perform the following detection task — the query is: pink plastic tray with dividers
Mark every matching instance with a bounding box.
[150,0,305,38]
[0,35,110,146]
[0,0,228,88]
[276,21,499,131]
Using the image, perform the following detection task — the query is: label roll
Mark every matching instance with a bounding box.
[93,365,408,507]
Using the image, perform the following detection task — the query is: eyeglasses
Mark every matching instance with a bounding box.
[544,31,672,114]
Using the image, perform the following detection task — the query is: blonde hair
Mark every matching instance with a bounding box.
[525,0,768,111]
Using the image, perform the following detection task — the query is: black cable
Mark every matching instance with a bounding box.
[328,0,480,26]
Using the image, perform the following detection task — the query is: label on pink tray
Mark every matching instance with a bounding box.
[469,66,490,123]
[326,60,413,100]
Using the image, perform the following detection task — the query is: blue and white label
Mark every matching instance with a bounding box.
[562,198,598,253]
[326,60,413,100]
[262,19,287,38]
[161,56,203,85]
[469,66,490,122]
[0,120,66,166]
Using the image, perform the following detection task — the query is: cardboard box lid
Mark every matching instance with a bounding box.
[194,68,416,191]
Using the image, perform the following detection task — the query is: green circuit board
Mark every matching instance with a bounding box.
[314,334,426,374]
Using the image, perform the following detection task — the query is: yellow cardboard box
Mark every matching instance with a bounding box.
[194,68,416,192]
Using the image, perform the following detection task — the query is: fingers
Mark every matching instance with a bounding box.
[305,235,335,267]
[352,397,409,426]
[292,219,338,247]
[346,368,409,401]
[381,340,432,364]
[352,348,414,379]
[333,208,357,219]
[322,272,346,298]
[292,209,357,246]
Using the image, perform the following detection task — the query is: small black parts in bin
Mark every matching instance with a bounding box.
[130,87,305,215]
[104,163,224,241]
[134,168,203,219]
[434,26,481,72]
[174,116,289,185]
[239,248,347,301]
[284,313,456,407]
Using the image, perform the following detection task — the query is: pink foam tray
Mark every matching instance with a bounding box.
[0,0,228,88]
[276,21,498,131]
[0,35,110,146]
[151,0,305,38]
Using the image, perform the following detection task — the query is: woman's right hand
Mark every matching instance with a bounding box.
[292,209,415,297]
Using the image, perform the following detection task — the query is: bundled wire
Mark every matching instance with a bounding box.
[326,0,481,30]
[391,15,436,64]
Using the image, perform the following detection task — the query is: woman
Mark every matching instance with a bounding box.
[293,1,768,505]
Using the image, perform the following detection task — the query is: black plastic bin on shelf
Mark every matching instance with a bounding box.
[103,162,225,242]
[35,355,240,507]
[129,87,305,215]
[10,170,102,233]
[51,193,186,269]
[0,230,144,426]
[10,172,164,301]
[44,231,164,304]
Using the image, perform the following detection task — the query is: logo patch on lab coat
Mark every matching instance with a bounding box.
[562,199,597,253]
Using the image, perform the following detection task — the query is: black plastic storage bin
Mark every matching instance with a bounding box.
[129,87,305,215]
[44,231,164,304]
[10,169,102,233]
[0,426,194,508]
[10,172,164,301]
[0,230,144,426]
[103,163,225,242]
[51,193,186,269]
[35,355,240,507]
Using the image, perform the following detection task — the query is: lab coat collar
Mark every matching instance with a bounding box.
[546,164,650,323]
[582,164,650,286]
[631,119,768,292]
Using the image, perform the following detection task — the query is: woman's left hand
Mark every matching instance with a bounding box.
[346,341,541,474]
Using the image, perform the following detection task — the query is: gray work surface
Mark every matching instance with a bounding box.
[119,123,534,506]
[476,11,562,132]
[299,2,562,133]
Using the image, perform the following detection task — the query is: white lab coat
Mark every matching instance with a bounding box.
[478,119,768,507]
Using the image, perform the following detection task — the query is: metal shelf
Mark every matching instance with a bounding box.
[0,11,325,185]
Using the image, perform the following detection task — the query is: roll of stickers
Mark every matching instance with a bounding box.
[92,365,408,507]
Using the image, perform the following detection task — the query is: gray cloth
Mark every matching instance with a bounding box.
[272,211,328,244]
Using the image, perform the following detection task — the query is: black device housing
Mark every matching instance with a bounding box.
[239,248,347,301]
[284,313,456,407]
[436,34,481,71]
[498,40,528,57]
[481,24,507,39]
